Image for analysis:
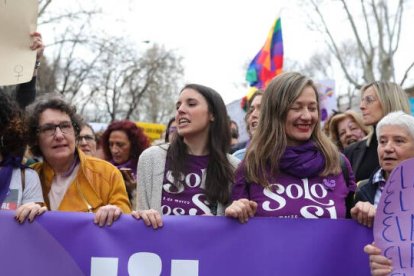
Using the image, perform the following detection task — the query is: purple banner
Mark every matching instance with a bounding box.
[0,211,372,275]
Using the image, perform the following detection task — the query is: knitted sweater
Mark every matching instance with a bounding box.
[136,144,240,215]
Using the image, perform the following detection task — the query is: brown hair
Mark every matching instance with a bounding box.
[245,72,341,188]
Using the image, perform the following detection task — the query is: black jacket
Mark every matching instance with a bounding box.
[344,133,379,182]
[354,178,377,205]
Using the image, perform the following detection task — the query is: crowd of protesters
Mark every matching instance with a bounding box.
[3,32,414,276]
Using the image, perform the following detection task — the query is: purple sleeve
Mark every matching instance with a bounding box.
[343,155,356,192]
[231,162,250,201]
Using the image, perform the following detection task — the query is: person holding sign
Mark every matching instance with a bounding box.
[0,90,46,222]
[26,96,131,226]
[350,112,414,275]
[15,32,44,109]
[352,111,414,226]
[364,244,393,276]
[226,72,355,222]
[133,84,240,228]
[344,81,410,182]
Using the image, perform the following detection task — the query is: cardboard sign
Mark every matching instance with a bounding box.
[0,0,38,85]
[374,157,414,275]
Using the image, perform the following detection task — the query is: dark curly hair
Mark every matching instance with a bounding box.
[26,95,82,157]
[0,89,27,158]
[101,120,150,165]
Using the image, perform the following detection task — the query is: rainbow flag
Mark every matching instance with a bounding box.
[246,17,283,89]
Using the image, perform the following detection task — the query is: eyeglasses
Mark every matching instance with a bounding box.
[361,95,377,105]
[38,121,74,136]
[77,135,95,142]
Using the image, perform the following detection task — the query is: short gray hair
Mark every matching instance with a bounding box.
[376,111,414,139]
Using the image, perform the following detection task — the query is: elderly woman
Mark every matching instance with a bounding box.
[351,111,414,225]
[0,90,45,223]
[344,81,410,182]
[101,120,150,209]
[77,123,98,157]
[350,111,414,275]
[329,110,371,151]
[26,96,131,226]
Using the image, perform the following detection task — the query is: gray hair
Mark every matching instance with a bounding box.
[376,111,414,139]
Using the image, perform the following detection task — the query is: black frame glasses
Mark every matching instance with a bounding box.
[77,135,96,142]
[38,121,74,136]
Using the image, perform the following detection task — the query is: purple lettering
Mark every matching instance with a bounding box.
[411,214,414,242]
[397,246,406,269]
[399,191,407,212]
[382,215,394,242]
[399,166,407,189]
[383,190,395,215]
[412,243,414,268]
[395,216,406,241]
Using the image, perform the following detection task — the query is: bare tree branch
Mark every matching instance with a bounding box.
[309,0,362,88]
[400,61,414,87]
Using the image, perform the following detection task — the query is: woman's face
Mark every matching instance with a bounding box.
[167,121,177,142]
[360,86,384,126]
[37,108,76,166]
[247,95,263,137]
[378,125,414,178]
[109,130,131,164]
[337,117,366,148]
[78,126,97,156]
[175,88,213,140]
[285,86,318,146]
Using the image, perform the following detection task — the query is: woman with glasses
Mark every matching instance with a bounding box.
[101,120,150,209]
[78,123,97,157]
[26,96,131,226]
[344,81,410,182]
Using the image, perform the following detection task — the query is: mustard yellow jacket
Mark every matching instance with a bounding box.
[32,149,132,213]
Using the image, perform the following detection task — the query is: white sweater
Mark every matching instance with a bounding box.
[136,144,240,215]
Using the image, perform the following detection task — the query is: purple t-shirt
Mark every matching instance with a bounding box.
[161,155,212,216]
[232,158,356,219]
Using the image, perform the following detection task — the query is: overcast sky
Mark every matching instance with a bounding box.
[42,0,414,104]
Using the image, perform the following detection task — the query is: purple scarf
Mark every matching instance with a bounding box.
[279,141,325,178]
[0,155,25,205]
[110,159,137,180]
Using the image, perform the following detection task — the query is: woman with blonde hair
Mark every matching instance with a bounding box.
[344,81,410,182]
[329,110,372,151]
[226,72,356,222]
